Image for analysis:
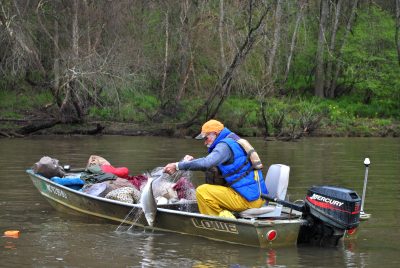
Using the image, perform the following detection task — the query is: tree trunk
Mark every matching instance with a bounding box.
[160,10,169,99]
[175,1,191,103]
[53,20,61,106]
[396,0,400,66]
[36,1,62,106]
[260,99,269,137]
[219,0,226,72]
[330,0,359,94]
[264,0,282,96]
[283,0,306,83]
[325,0,342,98]
[84,0,91,54]
[267,0,282,79]
[314,0,329,98]
[72,0,79,59]
[59,0,82,123]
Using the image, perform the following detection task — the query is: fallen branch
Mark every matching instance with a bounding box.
[10,131,25,138]
[0,131,11,138]
[16,119,61,135]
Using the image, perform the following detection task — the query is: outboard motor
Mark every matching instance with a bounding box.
[297,185,361,247]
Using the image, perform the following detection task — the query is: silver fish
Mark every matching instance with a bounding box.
[140,167,188,226]
[140,175,158,227]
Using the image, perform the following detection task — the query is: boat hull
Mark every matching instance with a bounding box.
[27,170,306,248]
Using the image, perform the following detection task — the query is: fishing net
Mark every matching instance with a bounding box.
[145,167,196,203]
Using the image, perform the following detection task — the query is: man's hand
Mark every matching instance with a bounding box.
[163,162,177,175]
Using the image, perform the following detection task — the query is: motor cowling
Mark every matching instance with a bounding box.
[298,185,361,247]
[305,185,361,230]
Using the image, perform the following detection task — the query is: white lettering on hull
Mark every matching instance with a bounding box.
[191,218,238,234]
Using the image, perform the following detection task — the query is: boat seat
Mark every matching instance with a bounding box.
[239,164,290,218]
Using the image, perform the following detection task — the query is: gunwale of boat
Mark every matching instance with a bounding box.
[27,169,305,226]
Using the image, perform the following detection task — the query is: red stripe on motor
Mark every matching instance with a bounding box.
[306,196,359,214]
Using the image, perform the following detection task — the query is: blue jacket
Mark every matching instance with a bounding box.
[208,128,268,201]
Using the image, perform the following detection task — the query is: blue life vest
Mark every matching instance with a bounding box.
[208,128,268,201]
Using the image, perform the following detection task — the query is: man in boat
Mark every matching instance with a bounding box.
[164,119,268,218]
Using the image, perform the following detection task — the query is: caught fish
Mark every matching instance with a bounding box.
[140,175,159,227]
[140,167,192,226]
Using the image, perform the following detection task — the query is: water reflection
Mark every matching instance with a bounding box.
[266,249,277,267]
[343,240,369,268]
[139,235,157,267]
[3,240,17,250]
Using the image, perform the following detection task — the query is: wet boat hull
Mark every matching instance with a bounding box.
[27,170,306,248]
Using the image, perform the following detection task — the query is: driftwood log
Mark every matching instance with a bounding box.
[52,123,104,135]
[16,119,61,135]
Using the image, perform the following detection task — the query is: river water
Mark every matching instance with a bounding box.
[0,136,399,267]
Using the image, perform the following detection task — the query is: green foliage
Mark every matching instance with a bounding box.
[283,17,318,92]
[122,91,160,122]
[141,8,165,58]
[1,111,23,119]
[0,89,52,116]
[261,97,326,136]
[88,107,114,120]
[325,102,354,125]
[131,93,160,111]
[264,98,290,134]
[294,98,326,132]
[372,118,392,127]
[342,6,400,116]
[219,97,259,128]
[242,52,264,84]
[34,91,53,105]
[175,98,204,121]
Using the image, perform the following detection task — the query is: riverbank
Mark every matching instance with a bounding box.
[1,89,399,139]
[1,117,399,139]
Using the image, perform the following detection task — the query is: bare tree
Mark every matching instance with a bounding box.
[72,0,79,59]
[325,0,342,98]
[267,0,282,81]
[35,0,128,123]
[59,0,83,123]
[36,0,61,104]
[179,1,270,128]
[262,0,282,97]
[283,0,306,83]
[314,0,329,98]
[0,0,44,74]
[160,10,169,100]
[396,0,400,66]
[219,0,226,72]
[175,0,191,104]
[330,0,359,95]
[84,0,91,55]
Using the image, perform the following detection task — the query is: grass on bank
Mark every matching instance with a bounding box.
[0,89,53,119]
[0,88,398,137]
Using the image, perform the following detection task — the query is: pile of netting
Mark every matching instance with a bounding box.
[32,155,196,205]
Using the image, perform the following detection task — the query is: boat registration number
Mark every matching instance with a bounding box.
[46,184,68,199]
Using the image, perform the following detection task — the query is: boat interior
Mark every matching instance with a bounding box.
[157,164,303,220]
